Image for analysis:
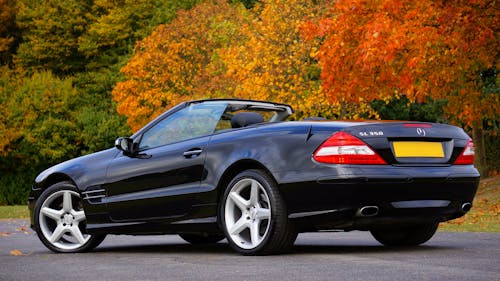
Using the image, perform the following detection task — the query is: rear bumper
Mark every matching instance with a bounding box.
[276,165,479,231]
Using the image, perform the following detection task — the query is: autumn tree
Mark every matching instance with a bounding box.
[220,0,331,118]
[73,0,199,152]
[302,0,498,126]
[79,0,199,70]
[0,66,19,156]
[113,0,250,130]
[114,0,382,128]
[0,0,17,65]
[302,0,498,173]
[15,0,93,74]
[0,70,81,204]
[1,0,203,204]
[15,0,199,73]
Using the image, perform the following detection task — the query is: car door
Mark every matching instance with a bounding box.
[103,102,227,221]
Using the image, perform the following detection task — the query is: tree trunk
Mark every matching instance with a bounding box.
[472,123,487,177]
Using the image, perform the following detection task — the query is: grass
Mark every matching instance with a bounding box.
[0,177,498,232]
[440,175,500,232]
[0,205,29,220]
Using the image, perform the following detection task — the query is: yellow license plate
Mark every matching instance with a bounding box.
[393,142,444,158]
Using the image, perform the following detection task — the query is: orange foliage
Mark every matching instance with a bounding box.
[113,0,336,130]
[112,0,250,131]
[114,0,497,129]
[302,0,499,127]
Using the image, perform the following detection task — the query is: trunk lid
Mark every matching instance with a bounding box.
[341,122,471,165]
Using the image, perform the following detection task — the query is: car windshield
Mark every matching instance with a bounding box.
[138,101,289,150]
[139,102,227,150]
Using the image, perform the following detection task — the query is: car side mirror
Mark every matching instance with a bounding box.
[115,137,134,155]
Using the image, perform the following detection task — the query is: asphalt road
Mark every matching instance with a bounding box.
[0,219,498,281]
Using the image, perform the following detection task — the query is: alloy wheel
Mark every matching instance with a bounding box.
[224,178,271,249]
[38,190,91,250]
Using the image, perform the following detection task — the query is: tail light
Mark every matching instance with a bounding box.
[313,131,387,164]
[454,139,475,164]
[403,123,432,128]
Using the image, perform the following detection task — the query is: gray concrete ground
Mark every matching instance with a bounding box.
[0,219,498,281]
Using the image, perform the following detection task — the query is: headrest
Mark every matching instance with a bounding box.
[231,112,264,128]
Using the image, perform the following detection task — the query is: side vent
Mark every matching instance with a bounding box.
[82,187,106,203]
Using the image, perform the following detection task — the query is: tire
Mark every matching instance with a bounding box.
[179,233,225,244]
[220,169,297,255]
[33,181,106,253]
[370,222,439,247]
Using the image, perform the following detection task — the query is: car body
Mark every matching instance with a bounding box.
[29,99,479,255]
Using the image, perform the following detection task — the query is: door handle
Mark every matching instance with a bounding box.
[183,149,203,158]
[136,153,152,159]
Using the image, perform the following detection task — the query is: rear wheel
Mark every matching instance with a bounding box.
[370,222,439,246]
[220,169,297,255]
[179,233,225,244]
[34,182,106,253]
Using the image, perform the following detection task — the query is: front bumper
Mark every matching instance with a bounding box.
[27,186,43,230]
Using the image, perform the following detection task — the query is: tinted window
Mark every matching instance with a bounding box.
[139,103,227,150]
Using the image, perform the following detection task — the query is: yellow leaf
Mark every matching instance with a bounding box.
[10,249,24,256]
[16,226,27,232]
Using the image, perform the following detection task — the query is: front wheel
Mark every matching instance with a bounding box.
[370,222,439,246]
[34,181,106,253]
[220,169,297,255]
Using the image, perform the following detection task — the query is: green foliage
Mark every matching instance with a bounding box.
[73,70,132,154]
[79,0,200,70]
[16,74,80,161]
[0,70,78,204]
[15,0,200,73]
[0,68,132,204]
[1,69,77,160]
[229,0,259,9]
[370,95,448,123]
[1,0,198,205]
[0,170,36,205]
[15,0,92,74]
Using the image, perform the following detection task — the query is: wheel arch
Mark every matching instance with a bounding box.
[36,173,78,193]
[217,159,277,191]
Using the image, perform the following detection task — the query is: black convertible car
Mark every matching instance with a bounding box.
[29,99,479,255]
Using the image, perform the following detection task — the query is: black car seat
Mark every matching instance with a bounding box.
[231,112,264,128]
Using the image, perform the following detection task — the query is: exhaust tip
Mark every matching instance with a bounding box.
[461,202,472,213]
[357,206,379,217]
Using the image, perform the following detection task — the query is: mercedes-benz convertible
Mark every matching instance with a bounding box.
[29,99,479,255]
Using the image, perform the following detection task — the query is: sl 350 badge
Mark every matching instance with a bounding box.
[359,131,384,137]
